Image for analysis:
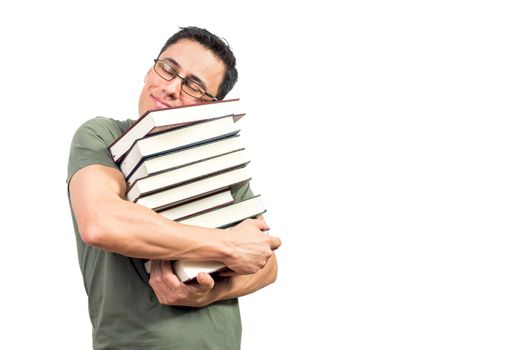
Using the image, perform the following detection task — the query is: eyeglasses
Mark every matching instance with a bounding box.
[153,59,218,101]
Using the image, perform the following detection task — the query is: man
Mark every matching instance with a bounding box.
[67,26,281,349]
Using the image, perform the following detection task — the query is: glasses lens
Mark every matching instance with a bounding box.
[154,60,176,81]
[182,81,205,99]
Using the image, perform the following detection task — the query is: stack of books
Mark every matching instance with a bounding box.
[108,99,266,282]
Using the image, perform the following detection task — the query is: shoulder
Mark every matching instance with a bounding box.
[73,117,134,146]
[67,117,133,184]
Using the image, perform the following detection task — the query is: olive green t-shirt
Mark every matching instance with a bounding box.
[67,117,252,350]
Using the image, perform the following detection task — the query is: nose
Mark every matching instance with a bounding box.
[163,75,184,100]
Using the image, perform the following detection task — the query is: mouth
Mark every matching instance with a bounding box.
[151,95,172,109]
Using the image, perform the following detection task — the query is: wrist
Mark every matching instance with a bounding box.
[215,228,237,266]
[182,226,235,263]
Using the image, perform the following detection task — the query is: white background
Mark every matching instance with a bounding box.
[1,1,523,349]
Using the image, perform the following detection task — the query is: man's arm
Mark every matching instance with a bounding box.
[69,164,280,274]
[149,253,278,307]
[214,252,278,299]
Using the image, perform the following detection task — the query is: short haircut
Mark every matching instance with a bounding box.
[158,26,238,100]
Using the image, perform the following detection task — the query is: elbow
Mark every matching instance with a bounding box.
[79,221,105,248]
[73,197,124,249]
[77,209,112,248]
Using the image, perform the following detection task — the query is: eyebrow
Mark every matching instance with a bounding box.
[163,57,208,90]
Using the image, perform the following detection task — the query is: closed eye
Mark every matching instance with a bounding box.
[161,62,178,76]
[184,80,205,94]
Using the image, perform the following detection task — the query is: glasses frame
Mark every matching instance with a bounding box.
[153,59,218,101]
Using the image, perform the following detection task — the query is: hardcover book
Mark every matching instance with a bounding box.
[126,149,250,202]
[109,98,243,162]
[144,195,266,282]
[120,116,240,177]
[174,195,266,282]
[126,135,244,187]
[134,166,251,211]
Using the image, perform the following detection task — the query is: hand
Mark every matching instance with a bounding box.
[224,218,281,275]
[148,260,216,307]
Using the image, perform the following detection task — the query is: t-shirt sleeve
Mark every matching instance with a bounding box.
[230,181,254,203]
[67,117,123,184]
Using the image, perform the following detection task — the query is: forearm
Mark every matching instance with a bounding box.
[213,253,278,301]
[70,165,278,273]
[74,191,230,262]
[70,165,233,261]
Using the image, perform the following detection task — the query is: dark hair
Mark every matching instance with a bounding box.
[158,26,238,100]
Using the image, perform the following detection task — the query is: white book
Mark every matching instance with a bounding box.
[135,166,251,211]
[126,135,244,187]
[158,191,234,221]
[172,261,226,283]
[109,98,243,162]
[144,195,266,282]
[120,116,239,177]
[178,195,265,228]
[174,195,266,282]
[127,149,249,202]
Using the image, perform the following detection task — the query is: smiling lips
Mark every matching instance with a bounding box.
[151,95,172,109]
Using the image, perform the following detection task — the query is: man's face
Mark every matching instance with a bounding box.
[138,38,226,116]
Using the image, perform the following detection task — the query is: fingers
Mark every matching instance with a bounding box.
[255,216,281,250]
[149,259,159,274]
[196,272,215,291]
[160,260,181,289]
[150,260,181,291]
[269,235,281,250]
[149,260,178,304]
[250,218,281,247]
[149,260,217,307]
[252,217,270,231]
